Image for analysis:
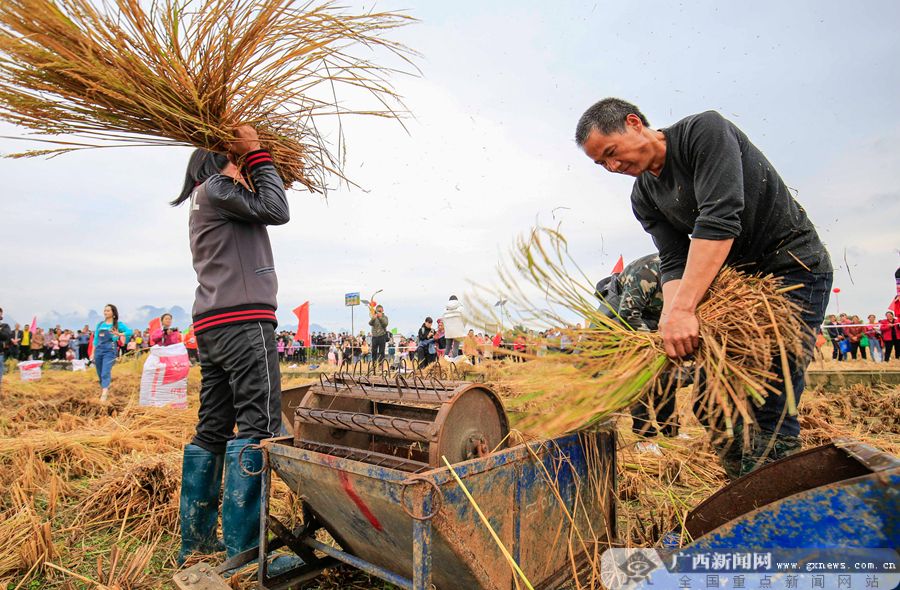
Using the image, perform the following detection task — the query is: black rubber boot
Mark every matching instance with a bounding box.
[715,435,745,481]
[740,428,802,477]
[178,444,224,564]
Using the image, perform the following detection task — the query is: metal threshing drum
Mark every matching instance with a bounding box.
[292,374,509,469]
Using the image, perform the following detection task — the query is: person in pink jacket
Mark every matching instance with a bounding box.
[150,313,183,347]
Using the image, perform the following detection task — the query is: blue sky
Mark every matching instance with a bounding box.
[1,0,898,334]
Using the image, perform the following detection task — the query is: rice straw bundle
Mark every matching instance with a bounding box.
[800,384,900,455]
[616,432,725,547]
[0,425,184,496]
[468,226,807,441]
[76,453,181,538]
[3,396,122,436]
[93,540,158,590]
[0,0,415,190]
[0,487,55,584]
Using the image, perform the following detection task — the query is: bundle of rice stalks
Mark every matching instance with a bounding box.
[0,425,183,495]
[3,396,122,435]
[93,540,158,590]
[468,226,806,441]
[800,385,900,455]
[110,405,197,441]
[2,450,75,509]
[616,431,725,547]
[0,486,55,585]
[0,0,414,191]
[270,477,305,530]
[76,453,181,539]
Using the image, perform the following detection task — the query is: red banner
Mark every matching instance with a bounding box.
[293,302,310,347]
[148,317,162,334]
[892,269,900,316]
[611,255,624,274]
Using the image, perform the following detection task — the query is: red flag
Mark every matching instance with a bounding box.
[148,317,162,333]
[892,268,900,316]
[293,302,310,347]
[611,255,624,274]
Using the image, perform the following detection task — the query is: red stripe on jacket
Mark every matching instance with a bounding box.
[194,310,277,332]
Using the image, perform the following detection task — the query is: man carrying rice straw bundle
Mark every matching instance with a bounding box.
[173,126,295,571]
[575,99,832,478]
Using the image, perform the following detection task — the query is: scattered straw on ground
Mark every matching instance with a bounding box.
[0,357,896,588]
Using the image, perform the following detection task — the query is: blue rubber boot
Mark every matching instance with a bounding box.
[222,439,263,559]
[222,439,304,576]
[178,444,224,564]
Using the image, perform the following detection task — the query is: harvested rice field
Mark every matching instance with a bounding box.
[1,358,897,589]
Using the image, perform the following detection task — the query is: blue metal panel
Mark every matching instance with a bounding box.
[513,463,524,566]
[411,494,433,590]
[690,470,900,550]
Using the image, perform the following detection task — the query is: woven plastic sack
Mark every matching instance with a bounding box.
[71,359,88,371]
[139,343,189,408]
[18,360,42,381]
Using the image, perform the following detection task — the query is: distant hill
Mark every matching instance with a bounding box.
[16,309,331,333]
[279,323,329,333]
[128,305,192,330]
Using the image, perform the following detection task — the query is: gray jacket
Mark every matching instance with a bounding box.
[369,314,389,337]
[189,150,289,334]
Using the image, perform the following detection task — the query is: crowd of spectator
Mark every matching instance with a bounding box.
[294,322,581,369]
[5,324,94,362]
[3,307,897,371]
[2,312,198,363]
[821,311,899,362]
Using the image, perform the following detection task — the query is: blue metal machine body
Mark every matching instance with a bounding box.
[597,441,899,590]
[690,471,899,550]
[684,439,900,550]
[264,427,617,590]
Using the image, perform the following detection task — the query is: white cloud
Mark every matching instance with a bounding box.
[1,1,898,333]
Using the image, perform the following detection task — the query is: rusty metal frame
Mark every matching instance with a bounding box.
[261,426,617,590]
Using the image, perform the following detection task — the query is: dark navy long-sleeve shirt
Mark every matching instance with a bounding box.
[630,111,831,284]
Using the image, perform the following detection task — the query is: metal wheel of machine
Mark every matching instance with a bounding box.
[429,385,509,465]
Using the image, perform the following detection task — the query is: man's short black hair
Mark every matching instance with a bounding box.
[575,97,650,146]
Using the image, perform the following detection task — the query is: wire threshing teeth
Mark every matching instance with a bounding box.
[295,407,435,442]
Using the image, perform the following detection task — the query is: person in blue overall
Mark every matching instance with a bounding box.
[92,303,131,402]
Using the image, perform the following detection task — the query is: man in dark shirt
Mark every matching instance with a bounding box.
[575,98,833,477]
